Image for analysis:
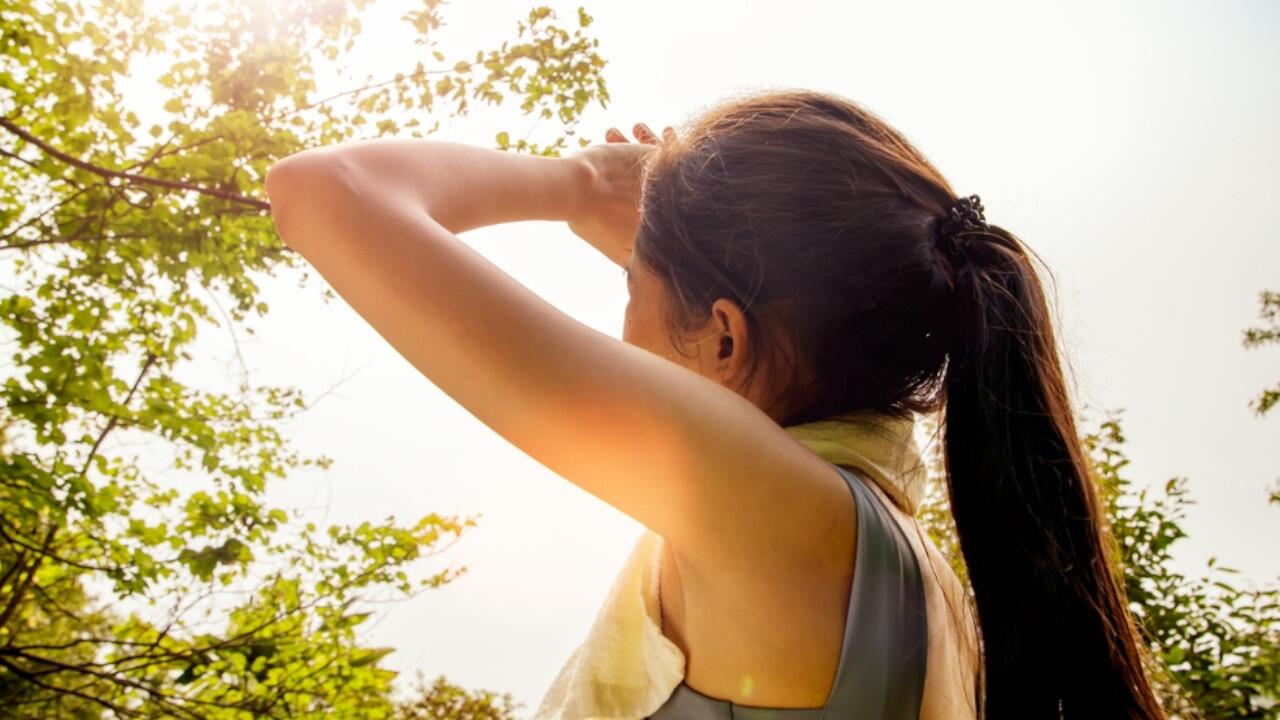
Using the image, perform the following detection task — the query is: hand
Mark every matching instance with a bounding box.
[566,123,677,266]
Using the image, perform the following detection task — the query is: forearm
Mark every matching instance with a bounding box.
[265,138,592,237]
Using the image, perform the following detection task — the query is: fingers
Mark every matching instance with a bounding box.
[605,123,677,145]
[633,123,660,145]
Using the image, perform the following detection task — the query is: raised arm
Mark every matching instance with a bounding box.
[263,138,849,577]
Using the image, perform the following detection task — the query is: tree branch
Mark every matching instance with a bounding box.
[0,656,145,719]
[0,119,270,212]
[0,524,56,634]
[1,233,147,253]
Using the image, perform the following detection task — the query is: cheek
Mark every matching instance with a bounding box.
[623,296,663,355]
[622,297,637,344]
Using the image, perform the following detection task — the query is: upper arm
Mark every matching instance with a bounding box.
[264,149,849,575]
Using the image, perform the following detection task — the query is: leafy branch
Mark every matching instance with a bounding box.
[0,118,272,212]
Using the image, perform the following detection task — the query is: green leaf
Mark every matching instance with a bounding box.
[349,647,395,668]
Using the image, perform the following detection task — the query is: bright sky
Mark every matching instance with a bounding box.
[168,0,1279,713]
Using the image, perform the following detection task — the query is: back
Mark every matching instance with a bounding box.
[647,463,978,719]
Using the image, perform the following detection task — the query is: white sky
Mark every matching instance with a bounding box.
[164,0,1279,713]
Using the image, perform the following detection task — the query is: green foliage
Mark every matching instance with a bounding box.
[915,413,966,588]
[916,409,1280,718]
[393,672,521,720]
[1091,415,1280,718]
[0,0,608,716]
[1243,288,1280,417]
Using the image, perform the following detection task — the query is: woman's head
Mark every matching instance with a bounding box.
[629,88,1167,718]
[630,89,958,427]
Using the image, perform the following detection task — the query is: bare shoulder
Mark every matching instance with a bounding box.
[665,395,858,587]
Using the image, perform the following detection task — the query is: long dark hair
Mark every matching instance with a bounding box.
[633,88,1165,718]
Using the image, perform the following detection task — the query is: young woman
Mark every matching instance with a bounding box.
[265,89,1166,718]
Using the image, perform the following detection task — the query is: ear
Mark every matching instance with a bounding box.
[708,297,752,392]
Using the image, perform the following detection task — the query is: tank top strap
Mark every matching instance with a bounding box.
[823,463,928,719]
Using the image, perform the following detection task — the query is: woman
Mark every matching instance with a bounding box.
[265,89,1166,718]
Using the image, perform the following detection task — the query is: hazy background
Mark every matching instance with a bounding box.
[168,0,1279,713]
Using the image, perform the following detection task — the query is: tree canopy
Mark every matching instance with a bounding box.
[0,0,606,716]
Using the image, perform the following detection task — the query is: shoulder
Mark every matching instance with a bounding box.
[669,417,859,591]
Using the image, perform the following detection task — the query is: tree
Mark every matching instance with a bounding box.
[1243,288,1280,420]
[1093,413,1280,718]
[0,0,609,716]
[1243,287,1279,506]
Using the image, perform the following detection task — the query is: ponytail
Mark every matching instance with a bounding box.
[938,223,1165,718]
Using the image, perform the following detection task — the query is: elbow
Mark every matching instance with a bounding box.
[264,148,362,248]
[264,149,327,215]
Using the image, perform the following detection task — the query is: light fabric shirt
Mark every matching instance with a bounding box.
[532,411,979,720]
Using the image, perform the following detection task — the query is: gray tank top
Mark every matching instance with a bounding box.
[646,463,928,720]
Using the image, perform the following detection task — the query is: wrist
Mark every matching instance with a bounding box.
[560,153,598,224]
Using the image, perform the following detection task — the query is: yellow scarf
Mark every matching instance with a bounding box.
[532,410,928,720]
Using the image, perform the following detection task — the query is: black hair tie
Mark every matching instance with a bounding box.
[935,194,988,258]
